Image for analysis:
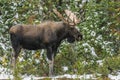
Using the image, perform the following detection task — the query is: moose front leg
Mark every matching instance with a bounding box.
[46,47,54,77]
[48,53,54,77]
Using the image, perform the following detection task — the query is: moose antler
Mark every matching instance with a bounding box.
[53,9,68,24]
[53,9,80,26]
[65,10,80,25]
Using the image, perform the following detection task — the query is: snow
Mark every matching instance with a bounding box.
[96,60,103,66]
[0,43,6,50]
[22,75,34,80]
[109,74,120,80]
[24,73,120,80]
[0,74,13,80]
[82,43,98,57]
[108,71,120,80]
[62,66,68,72]
[33,74,97,80]
[0,66,13,79]
[0,66,120,80]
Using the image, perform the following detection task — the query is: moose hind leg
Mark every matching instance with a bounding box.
[12,46,21,71]
[10,34,21,73]
[11,45,21,80]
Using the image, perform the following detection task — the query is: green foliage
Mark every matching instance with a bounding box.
[0,0,120,79]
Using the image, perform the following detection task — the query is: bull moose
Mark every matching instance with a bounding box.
[9,9,82,76]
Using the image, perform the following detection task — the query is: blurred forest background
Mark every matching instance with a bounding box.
[0,0,120,79]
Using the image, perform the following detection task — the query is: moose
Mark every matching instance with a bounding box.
[9,9,82,76]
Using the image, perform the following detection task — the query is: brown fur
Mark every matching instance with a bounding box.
[9,21,82,76]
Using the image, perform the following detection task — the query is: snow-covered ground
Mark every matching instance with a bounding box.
[108,71,120,80]
[0,66,120,80]
[1,73,120,80]
[31,73,120,80]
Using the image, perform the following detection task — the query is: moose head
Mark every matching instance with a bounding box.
[53,9,82,43]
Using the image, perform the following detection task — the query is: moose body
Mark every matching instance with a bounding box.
[10,22,66,50]
[9,9,82,76]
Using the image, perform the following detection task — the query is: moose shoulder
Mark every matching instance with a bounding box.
[9,9,82,77]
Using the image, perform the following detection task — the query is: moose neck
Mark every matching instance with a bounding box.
[56,22,70,42]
